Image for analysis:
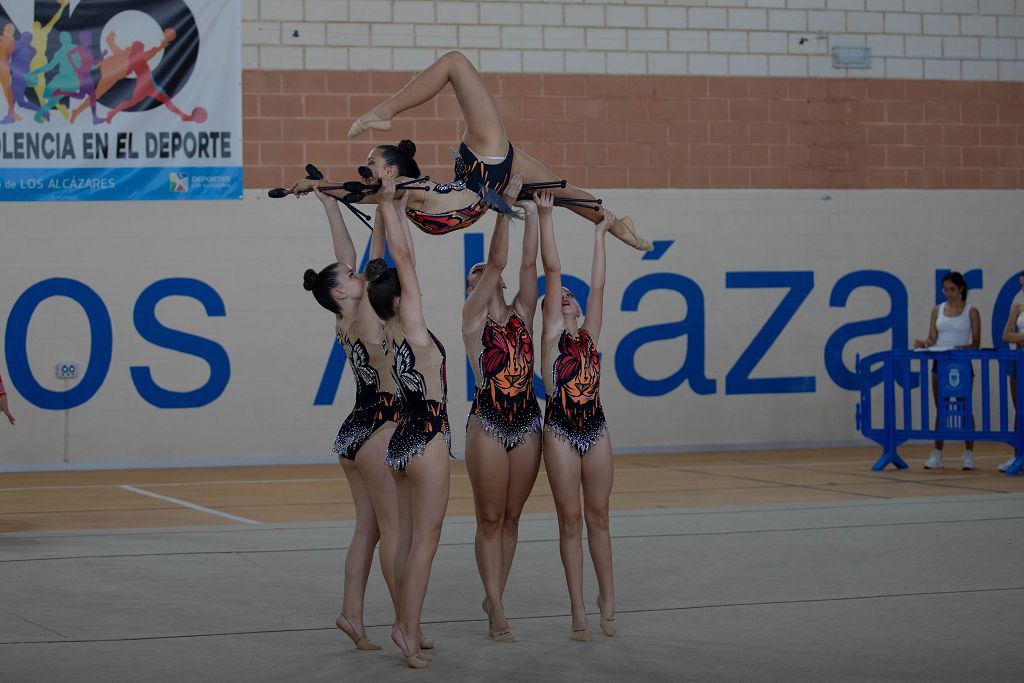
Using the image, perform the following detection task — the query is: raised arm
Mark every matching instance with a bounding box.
[464,175,522,327]
[377,175,429,343]
[537,191,562,335]
[314,186,356,269]
[583,210,614,344]
[368,202,386,262]
[1003,304,1024,345]
[914,307,939,349]
[106,31,121,53]
[44,0,68,33]
[512,194,540,325]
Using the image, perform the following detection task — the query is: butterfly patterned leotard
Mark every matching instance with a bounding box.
[385,320,452,471]
[331,318,402,461]
[542,328,607,455]
[404,142,515,235]
[467,312,542,451]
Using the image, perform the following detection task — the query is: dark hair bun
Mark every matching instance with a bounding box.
[397,139,416,158]
[364,258,388,283]
[302,268,318,291]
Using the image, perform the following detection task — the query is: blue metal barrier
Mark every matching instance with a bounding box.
[856,349,1023,474]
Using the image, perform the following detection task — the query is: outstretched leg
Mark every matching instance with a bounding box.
[543,434,590,639]
[350,51,507,156]
[337,458,384,650]
[512,146,652,252]
[581,432,616,636]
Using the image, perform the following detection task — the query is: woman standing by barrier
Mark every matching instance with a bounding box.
[366,175,451,669]
[302,188,401,651]
[537,190,617,641]
[462,174,542,642]
[913,272,982,470]
[999,271,1024,473]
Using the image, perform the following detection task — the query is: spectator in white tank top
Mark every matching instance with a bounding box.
[998,270,1024,472]
[913,272,981,470]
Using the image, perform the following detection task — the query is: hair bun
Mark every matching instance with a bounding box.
[397,139,416,158]
[302,268,318,291]
[364,258,388,283]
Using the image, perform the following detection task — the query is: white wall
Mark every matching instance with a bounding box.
[243,0,1024,81]
[1,189,1021,470]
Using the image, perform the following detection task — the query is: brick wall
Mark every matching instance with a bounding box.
[243,70,1024,190]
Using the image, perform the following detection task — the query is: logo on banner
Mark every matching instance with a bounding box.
[947,366,961,389]
[169,172,188,192]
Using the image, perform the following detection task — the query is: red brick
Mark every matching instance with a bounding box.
[690,144,730,166]
[628,166,670,188]
[750,167,791,188]
[749,122,789,144]
[290,118,328,141]
[544,120,587,143]
[924,101,960,124]
[565,97,609,120]
[924,147,961,167]
[414,119,460,141]
[607,143,648,166]
[944,168,981,188]
[846,101,886,123]
[827,124,866,145]
[628,75,676,98]
[669,121,709,143]
[867,168,907,188]
[866,81,905,100]
[834,168,869,189]
[979,125,1016,146]
[326,71,370,94]
[304,94,349,117]
[649,98,687,120]
[243,142,260,165]
[867,124,905,145]
[587,166,629,187]
[650,143,690,166]
[243,70,281,94]
[585,75,630,97]
[607,99,649,120]
[789,168,829,188]
[827,80,867,101]
[809,146,847,167]
[670,167,710,188]
[709,77,748,99]
[940,82,979,102]
[730,99,771,121]
[261,142,305,166]
[494,97,523,121]
[770,145,809,167]
[906,124,943,145]
[521,97,566,120]
[998,103,1024,124]
[709,122,750,144]
[847,146,886,167]
[730,145,771,166]
[244,165,283,189]
[905,81,942,102]
[370,72,414,95]
[689,98,729,121]
[887,101,923,123]
[243,94,259,116]
[997,147,1024,167]
[260,93,304,117]
[943,125,979,146]
[542,74,579,96]
[980,168,1018,188]
[520,142,566,166]
[565,143,607,166]
[789,123,829,144]
[886,146,923,167]
[747,78,788,99]
[963,147,999,167]
[282,71,328,94]
[962,102,997,124]
[585,121,625,143]
[906,168,945,188]
[771,100,808,121]
[667,77,709,99]
[627,121,668,144]
[808,101,845,122]
[244,117,283,141]
[786,78,828,100]
[709,167,750,188]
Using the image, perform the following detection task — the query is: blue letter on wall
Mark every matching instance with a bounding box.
[5,278,112,410]
[131,278,230,408]
[725,271,815,394]
[615,273,716,396]
[824,270,908,391]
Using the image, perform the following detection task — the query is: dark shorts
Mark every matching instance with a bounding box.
[459,141,515,195]
[333,392,401,461]
[386,400,452,471]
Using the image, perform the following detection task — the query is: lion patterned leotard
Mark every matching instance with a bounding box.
[467,312,542,451]
[331,320,402,460]
[385,321,452,471]
[542,328,607,455]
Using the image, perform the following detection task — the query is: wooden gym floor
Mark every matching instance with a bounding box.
[2,443,1021,534]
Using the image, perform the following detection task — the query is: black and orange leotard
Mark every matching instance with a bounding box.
[404,142,515,235]
[385,320,452,471]
[542,327,607,455]
[332,320,403,461]
[467,312,542,451]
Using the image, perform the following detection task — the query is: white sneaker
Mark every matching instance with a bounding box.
[998,457,1017,473]
[961,450,974,470]
[923,450,944,469]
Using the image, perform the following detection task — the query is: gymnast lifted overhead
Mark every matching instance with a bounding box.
[289,51,651,252]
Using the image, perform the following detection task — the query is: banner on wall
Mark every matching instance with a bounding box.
[0,0,241,201]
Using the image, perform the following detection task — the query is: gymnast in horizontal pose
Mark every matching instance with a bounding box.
[537,190,617,641]
[462,173,542,643]
[290,51,650,251]
[302,187,404,652]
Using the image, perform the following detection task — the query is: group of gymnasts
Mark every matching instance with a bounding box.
[290,52,649,669]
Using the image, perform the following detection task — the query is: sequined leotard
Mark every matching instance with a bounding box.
[385,320,452,470]
[404,142,515,235]
[466,312,542,451]
[331,318,402,460]
[542,327,607,455]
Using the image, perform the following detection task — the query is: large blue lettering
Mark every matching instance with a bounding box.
[4,278,112,410]
[725,271,815,394]
[130,279,230,408]
[615,273,716,396]
[824,270,908,390]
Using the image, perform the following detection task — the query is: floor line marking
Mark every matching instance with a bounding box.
[119,485,261,526]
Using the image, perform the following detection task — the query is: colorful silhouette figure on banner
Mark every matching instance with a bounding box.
[8,32,40,120]
[29,0,70,116]
[55,30,103,124]
[0,24,17,123]
[105,35,205,124]
[30,31,78,123]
